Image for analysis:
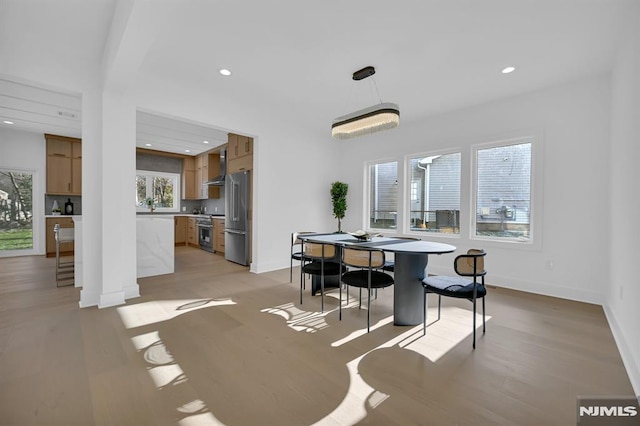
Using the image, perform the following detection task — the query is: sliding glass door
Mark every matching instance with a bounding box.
[0,170,33,252]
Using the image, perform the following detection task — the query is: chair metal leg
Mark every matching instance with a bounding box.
[437,295,441,321]
[472,296,477,349]
[300,262,303,305]
[366,284,371,333]
[320,258,325,313]
[423,291,427,336]
[482,297,486,333]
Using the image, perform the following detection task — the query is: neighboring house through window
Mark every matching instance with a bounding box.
[407,151,461,235]
[368,160,398,230]
[472,139,533,242]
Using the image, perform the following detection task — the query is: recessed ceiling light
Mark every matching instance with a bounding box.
[145,143,152,147]
[219,69,232,76]
[185,149,191,153]
[3,120,14,125]
[203,140,209,144]
[502,66,516,74]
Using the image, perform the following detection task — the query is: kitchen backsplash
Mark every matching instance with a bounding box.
[181,197,225,215]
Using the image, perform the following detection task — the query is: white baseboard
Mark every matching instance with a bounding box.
[603,305,640,397]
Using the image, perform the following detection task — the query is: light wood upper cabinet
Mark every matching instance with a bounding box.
[205,153,221,199]
[45,134,81,195]
[227,133,253,160]
[182,157,197,200]
[183,152,221,200]
[227,133,253,174]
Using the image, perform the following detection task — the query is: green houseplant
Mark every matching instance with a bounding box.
[330,181,349,232]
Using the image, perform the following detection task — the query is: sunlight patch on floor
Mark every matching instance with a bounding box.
[317,307,491,424]
[397,306,491,362]
[331,315,394,347]
[120,301,237,426]
[261,302,337,333]
[312,352,390,425]
[117,298,236,329]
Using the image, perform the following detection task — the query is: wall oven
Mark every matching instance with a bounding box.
[196,217,214,252]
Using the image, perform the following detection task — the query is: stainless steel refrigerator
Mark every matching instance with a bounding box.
[225,171,250,266]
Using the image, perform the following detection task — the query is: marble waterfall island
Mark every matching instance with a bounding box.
[136,216,174,278]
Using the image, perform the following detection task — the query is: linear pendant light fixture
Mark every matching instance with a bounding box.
[331,66,399,140]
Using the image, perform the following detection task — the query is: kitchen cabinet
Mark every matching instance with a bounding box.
[227,133,253,174]
[174,216,187,246]
[182,157,197,200]
[46,134,81,195]
[213,218,225,253]
[227,133,253,160]
[184,153,221,200]
[45,217,74,257]
[187,217,199,247]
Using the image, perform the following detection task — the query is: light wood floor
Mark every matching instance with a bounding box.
[0,247,634,426]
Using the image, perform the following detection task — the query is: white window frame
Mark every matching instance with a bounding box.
[470,134,542,249]
[404,148,462,238]
[364,158,401,233]
[135,170,181,213]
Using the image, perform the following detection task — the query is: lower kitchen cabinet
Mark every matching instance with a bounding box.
[45,217,74,257]
[174,216,187,246]
[213,218,225,253]
[187,217,199,247]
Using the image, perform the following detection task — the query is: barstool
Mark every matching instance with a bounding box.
[54,223,74,287]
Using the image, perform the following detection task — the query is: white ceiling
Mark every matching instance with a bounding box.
[0,0,634,152]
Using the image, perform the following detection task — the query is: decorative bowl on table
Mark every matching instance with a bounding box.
[349,230,372,241]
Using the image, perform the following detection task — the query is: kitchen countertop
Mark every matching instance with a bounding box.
[136,213,225,219]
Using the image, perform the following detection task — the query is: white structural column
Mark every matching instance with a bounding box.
[79,82,139,308]
[100,90,139,306]
[80,81,105,308]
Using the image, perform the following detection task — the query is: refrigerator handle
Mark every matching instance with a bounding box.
[233,181,240,222]
[225,229,246,235]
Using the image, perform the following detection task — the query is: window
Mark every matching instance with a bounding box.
[136,171,181,212]
[407,152,461,234]
[0,170,34,252]
[368,160,398,230]
[473,140,532,241]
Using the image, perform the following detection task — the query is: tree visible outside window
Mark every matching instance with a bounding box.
[0,170,33,251]
[474,141,532,241]
[368,161,398,230]
[136,171,180,212]
[407,152,461,234]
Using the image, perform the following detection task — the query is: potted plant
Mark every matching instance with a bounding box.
[145,197,156,214]
[330,181,348,232]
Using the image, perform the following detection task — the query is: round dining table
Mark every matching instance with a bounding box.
[298,233,456,326]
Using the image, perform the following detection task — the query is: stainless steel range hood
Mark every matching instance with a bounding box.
[205,150,226,186]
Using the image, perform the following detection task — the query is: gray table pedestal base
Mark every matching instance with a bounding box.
[393,253,428,325]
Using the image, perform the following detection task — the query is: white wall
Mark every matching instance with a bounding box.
[0,127,46,255]
[128,75,341,273]
[607,1,640,396]
[335,74,612,305]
